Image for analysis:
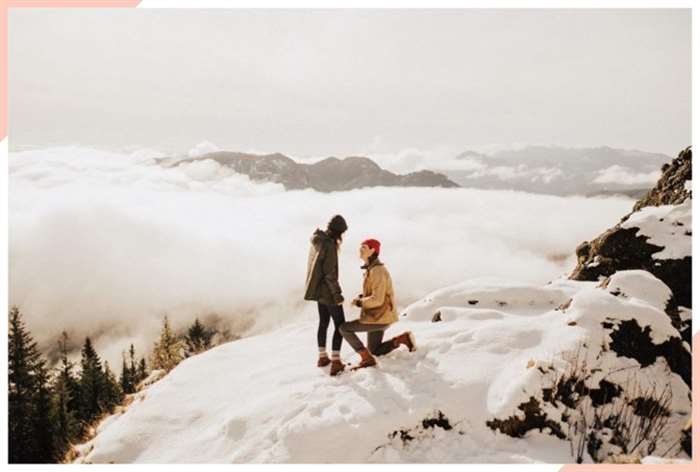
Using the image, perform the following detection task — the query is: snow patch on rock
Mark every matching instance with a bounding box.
[601,270,672,310]
[622,200,691,260]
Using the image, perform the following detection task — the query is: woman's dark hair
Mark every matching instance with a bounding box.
[326,228,344,243]
[326,214,348,243]
[367,252,379,264]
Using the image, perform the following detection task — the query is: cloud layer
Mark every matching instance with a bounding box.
[9,146,634,366]
[593,165,661,186]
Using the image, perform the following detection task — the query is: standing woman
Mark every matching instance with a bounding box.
[340,239,416,370]
[304,214,348,376]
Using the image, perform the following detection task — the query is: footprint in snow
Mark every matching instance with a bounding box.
[453,332,474,344]
[308,400,332,417]
[468,311,504,321]
[223,418,247,441]
[280,403,307,423]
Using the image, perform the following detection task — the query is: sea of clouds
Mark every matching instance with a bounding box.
[9,146,634,366]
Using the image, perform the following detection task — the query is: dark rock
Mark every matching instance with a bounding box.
[384,410,457,449]
[633,147,692,211]
[542,370,621,410]
[605,318,690,387]
[431,311,442,323]
[421,410,452,431]
[588,380,623,407]
[486,397,566,440]
[681,421,691,457]
[628,396,670,418]
[467,299,479,305]
[389,429,415,445]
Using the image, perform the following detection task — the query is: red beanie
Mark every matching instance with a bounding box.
[362,238,381,255]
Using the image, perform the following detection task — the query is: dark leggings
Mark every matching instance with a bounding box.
[317,302,345,352]
[339,320,396,355]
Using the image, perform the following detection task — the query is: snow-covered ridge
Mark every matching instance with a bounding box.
[73,270,690,463]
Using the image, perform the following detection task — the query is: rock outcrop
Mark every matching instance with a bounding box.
[485,148,693,463]
[633,147,692,211]
[485,271,691,462]
[570,147,692,312]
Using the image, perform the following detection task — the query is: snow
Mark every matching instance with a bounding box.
[74,272,690,464]
[136,369,165,390]
[188,141,220,158]
[585,255,601,268]
[602,270,672,310]
[622,200,691,260]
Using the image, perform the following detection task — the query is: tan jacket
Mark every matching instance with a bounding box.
[358,259,398,325]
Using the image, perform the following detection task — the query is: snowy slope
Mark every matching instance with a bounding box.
[74,274,690,464]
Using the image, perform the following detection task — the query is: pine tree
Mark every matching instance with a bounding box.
[78,337,104,423]
[137,357,148,385]
[128,343,137,382]
[51,332,81,456]
[150,316,184,372]
[8,306,55,463]
[102,361,123,412]
[119,355,136,395]
[32,362,56,463]
[119,352,133,394]
[184,318,214,357]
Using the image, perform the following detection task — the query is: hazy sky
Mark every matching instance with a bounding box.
[9,8,691,157]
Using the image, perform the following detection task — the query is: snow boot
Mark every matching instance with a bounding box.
[330,359,345,376]
[393,331,417,352]
[317,355,331,367]
[352,349,377,370]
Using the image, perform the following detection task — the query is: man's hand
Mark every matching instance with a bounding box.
[352,297,363,308]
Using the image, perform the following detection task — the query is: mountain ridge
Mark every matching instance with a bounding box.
[445,145,672,196]
[171,151,459,192]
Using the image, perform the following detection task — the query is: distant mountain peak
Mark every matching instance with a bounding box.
[447,145,674,197]
[174,151,458,192]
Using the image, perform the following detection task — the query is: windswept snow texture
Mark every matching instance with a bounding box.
[74,273,690,463]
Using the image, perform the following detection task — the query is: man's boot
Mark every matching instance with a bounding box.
[392,331,417,352]
[352,349,377,370]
